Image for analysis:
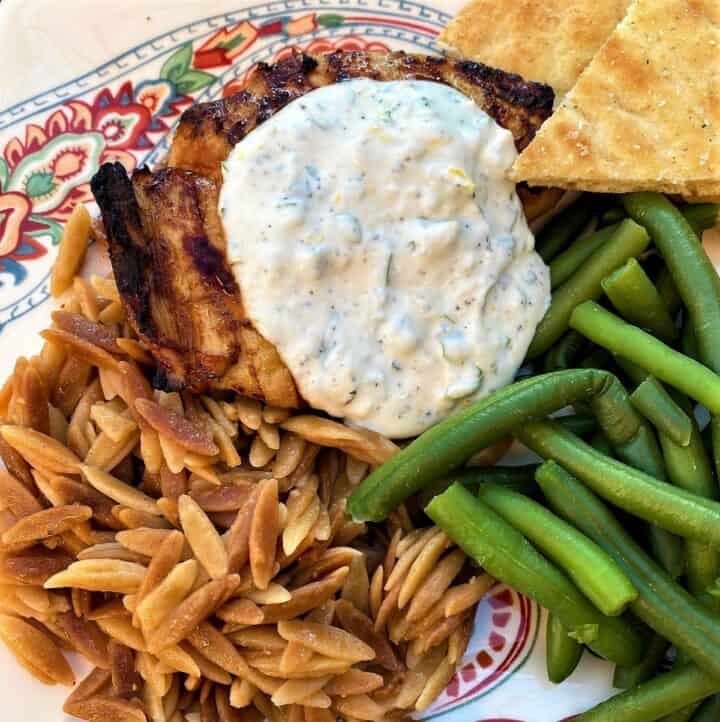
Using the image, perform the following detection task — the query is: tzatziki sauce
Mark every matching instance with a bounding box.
[221,78,550,438]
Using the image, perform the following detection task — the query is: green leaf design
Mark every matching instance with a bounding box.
[161,43,193,83]
[27,215,64,246]
[176,69,216,95]
[0,158,9,191]
[25,171,56,199]
[318,14,344,28]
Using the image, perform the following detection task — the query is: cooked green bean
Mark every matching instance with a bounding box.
[616,356,651,386]
[631,377,693,447]
[535,461,720,681]
[546,614,583,684]
[477,483,637,615]
[570,302,720,414]
[520,420,720,546]
[580,348,613,369]
[663,703,703,722]
[544,330,587,372]
[425,484,645,666]
[588,372,661,469]
[528,219,650,358]
[419,465,540,506]
[455,465,540,491]
[656,267,683,315]
[601,207,627,226]
[614,634,670,689]
[350,369,638,522]
[602,258,677,341]
[549,224,618,290]
[536,194,600,262]
[623,195,720,370]
[691,695,720,722]
[659,406,720,597]
[574,665,720,722]
[624,193,720,476]
[557,414,597,437]
[586,374,685,579]
[647,525,686,582]
[680,204,720,237]
[682,321,699,361]
[591,431,615,457]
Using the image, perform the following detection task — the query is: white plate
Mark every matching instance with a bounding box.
[0,1,644,720]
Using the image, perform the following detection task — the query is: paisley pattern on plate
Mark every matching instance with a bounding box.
[0,2,617,720]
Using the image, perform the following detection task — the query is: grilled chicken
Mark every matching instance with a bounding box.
[92,50,554,406]
[91,164,300,406]
[169,49,554,182]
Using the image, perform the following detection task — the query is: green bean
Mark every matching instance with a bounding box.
[601,207,627,226]
[425,483,645,666]
[455,465,539,491]
[659,409,720,597]
[623,195,720,371]
[544,330,587,372]
[574,665,720,722]
[477,483,637,615]
[680,204,720,237]
[419,465,540,506]
[624,194,720,477]
[647,526,686,582]
[528,219,651,358]
[536,194,600,262]
[614,634,670,689]
[580,348,613,369]
[349,369,635,522]
[663,703,702,722]
[656,267,683,316]
[549,224,618,289]
[582,373,684,578]
[631,377,693,447]
[535,461,720,680]
[616,356,651,386]
[557,414,597,437]
[669,646,703,722]
[520,421,720,546]
[682,321,699,361]
[591,431,615,457]
[588,372,660,469]
[546,614,583,684]
[570,302,720,414]
[602,258,677,341]
[691,695,720,722]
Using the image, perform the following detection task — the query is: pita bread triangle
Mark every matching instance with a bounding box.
[439,0,631,96]
[511,0,720,198]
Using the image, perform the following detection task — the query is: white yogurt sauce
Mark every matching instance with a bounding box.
[221,78,550,438]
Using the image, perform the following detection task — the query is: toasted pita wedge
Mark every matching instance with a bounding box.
[511,0,720,197]
[439,0,630,95]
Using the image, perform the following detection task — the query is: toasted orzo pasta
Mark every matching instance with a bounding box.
[0,202,494,722]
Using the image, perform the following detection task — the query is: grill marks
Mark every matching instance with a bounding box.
[92,164,300,406]
[169,49,554,182]
[93,164,241,392]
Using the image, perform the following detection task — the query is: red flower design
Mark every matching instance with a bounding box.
[0,192,32,257]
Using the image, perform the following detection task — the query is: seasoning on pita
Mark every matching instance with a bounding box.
[511,0,720,197]
[439,0,630,95]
